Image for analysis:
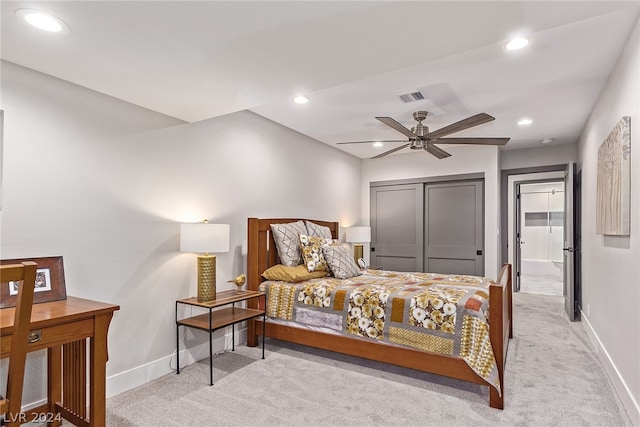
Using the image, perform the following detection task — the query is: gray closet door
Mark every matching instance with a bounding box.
[424,181,484,275]
[370,184,424,272]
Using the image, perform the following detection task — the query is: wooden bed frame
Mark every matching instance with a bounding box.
[246,217,513,409]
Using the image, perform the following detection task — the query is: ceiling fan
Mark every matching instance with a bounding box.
[338,111,510,159]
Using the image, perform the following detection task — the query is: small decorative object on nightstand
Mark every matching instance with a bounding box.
[227,273,246,289]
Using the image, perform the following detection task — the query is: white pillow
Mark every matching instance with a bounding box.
[270,221,307,266]
[305,221,333,239]
[321,245,362,279]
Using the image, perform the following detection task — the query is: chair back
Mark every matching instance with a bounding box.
[0,261,37,426]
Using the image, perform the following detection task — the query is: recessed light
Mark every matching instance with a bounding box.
[16,9,69,33]
[541,138,553,144]
[518,118,533,126]
[293,95,308,105]
[373,142,383,148]
[505,37,529,51]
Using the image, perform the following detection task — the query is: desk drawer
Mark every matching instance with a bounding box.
[1,319,94,357]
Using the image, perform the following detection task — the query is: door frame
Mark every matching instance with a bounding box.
[500,164,580,321]
[500,165,567,286]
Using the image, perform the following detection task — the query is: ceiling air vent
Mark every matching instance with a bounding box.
[398,91,425,103]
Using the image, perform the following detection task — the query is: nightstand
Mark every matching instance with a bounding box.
[175,289,266,385]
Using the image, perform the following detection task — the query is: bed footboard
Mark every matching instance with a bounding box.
[488,263,513,409]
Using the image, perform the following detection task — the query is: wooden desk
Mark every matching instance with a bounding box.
[0,297,119,426]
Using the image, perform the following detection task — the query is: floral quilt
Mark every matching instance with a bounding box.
[259,269,501,394]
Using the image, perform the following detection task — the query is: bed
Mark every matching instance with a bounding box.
[246,217,513,409]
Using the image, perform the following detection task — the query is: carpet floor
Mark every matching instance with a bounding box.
[106,293,632,426]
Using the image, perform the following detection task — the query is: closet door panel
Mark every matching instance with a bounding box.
[425,181,484,275]
[370,184,424,272]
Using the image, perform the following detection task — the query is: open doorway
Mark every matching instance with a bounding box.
[516,181,564,296]
[502,164,580,321]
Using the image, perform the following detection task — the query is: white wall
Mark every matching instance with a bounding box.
[0,61,361,403]
[576,17,640,424]
[501,143,577,170]
[361,145,501,278]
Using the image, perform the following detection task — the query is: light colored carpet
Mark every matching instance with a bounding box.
[106,293,632,426]
[520,274,563,296]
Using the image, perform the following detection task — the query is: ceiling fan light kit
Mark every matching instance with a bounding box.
[339,111,510,159]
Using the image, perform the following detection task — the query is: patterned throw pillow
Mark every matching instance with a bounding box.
[299,234,338,272]
[321,245,362,279]
[305,221,333,239]
[270,221,307,267]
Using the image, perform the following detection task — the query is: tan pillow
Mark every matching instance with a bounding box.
[262,264,329,283]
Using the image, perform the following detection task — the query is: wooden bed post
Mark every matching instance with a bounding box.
[246,218,260,347]
[488,263,512,409]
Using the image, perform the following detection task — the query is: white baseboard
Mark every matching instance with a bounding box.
[106,328,247,398]
[580,310,640,426]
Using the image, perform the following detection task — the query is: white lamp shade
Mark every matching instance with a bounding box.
[346,226,371,243]
[180,223,230,253]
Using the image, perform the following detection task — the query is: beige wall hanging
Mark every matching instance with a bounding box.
[596,116,631,235]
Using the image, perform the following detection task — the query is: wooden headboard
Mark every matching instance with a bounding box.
[246,217,339,292]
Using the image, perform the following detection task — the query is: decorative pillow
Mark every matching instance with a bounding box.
[270,221,307,266]
[321,245,362,279]
[299,234,339,272]
[305,221,333,239]
[262,264,329,283]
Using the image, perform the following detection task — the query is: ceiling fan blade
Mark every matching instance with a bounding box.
[424,144,451,159]
[434,137,510,146]
[371,143,410,159]
[337,139,408,145]
[376,117,419,139]
[427,113,495,139]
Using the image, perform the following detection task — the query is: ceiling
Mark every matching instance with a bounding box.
[2,1,638,158]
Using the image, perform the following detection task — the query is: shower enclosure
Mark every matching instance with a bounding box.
[517,181,564,295]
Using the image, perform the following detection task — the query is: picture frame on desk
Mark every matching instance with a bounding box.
[0,256,67,308]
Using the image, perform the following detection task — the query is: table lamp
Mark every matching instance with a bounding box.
[345,226,371,263]
[180,221,230,302]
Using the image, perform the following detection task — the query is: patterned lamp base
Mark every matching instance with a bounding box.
[353,244,364,263]
[197,255,217,302]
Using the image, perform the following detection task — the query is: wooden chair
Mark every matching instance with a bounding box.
[1,261,37,426]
